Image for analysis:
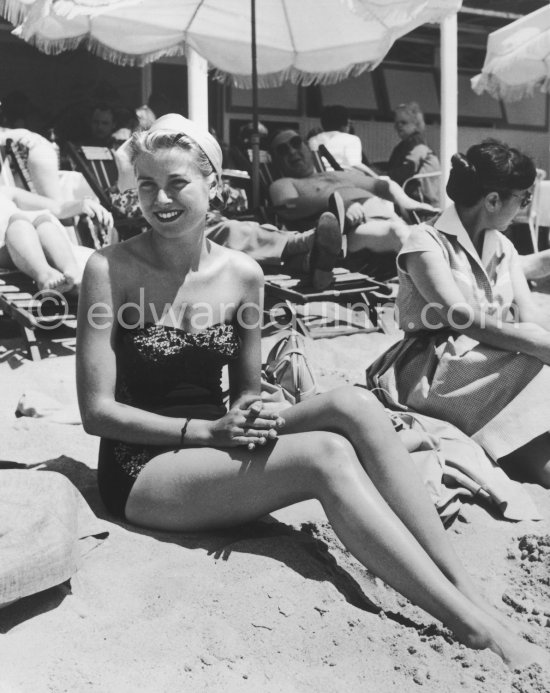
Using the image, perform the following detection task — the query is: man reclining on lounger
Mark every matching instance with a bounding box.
[268,129,437,269]
[269,128,550,288]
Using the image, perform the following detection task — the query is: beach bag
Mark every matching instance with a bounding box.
[263,330,317,404]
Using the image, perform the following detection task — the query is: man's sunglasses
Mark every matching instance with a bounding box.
[275,135,303,157]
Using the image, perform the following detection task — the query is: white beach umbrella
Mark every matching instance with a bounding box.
[2,0,460,86]
[1,0,461,206]
[472,5,550,102]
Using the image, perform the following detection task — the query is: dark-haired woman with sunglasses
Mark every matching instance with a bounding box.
[367,138,550,487]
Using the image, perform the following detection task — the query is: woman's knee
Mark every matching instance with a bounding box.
[5,219,32,243]
[301,431,361,487]
[325,385,382,418]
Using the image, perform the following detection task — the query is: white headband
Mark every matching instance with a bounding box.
[149,113,223,177]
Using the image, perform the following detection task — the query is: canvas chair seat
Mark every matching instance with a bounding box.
[66,142,149,241]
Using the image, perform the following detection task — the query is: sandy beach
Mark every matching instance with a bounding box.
[0,297,549,693]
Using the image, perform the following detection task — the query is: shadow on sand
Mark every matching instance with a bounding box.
[1,455,388,629]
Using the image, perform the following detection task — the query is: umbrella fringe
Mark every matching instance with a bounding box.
[472,71,550,103]
[211,61,379,89]
[0,0,459,87]
[10,32,187,66]
[85,40,187,67]
[0,0,27,25]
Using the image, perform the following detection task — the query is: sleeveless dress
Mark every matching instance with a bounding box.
[367,205,550,461]
[97,322,240,518]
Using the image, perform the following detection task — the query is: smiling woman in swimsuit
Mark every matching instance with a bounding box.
[76,114,547,670]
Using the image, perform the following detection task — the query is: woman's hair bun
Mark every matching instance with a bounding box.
[447,153,481,205]
[450,153,476,177]
[447,139,536,208]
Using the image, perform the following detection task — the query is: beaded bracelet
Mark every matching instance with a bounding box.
[179,418,191,448]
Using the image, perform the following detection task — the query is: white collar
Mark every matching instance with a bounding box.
[433,204,499,280]
[434,204,488,259]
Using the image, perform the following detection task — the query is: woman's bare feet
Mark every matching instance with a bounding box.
[461,615,549,671]
[36,269,75,295]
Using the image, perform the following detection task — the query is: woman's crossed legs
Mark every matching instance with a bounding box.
[125,386,547,669]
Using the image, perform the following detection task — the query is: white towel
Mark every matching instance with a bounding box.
[0,470,108,607]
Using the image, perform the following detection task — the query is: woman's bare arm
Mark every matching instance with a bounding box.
[228,254,264,404]
[9,187,113,227]
[509,251,546,326]
[77,249,273,449]
[76,250,210,447]
[404,249,550,363]
[385,179,439,213]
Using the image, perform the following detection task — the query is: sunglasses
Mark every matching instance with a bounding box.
[487,189,533,209]
[275,135,303,157]
[509,190,532,209]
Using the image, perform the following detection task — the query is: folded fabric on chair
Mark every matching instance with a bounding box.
[0,470,108,607]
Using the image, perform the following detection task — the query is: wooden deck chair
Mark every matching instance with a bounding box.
[65,142,148,241]
[0,268,78,361]
[4,139,36,192]
[2,139,112,249]
[65,143,117,208]
[402,169,441,207]
[313,144,344,173]
[0,145,97,358]
[260,142,400,336]
[264,267,396,339]
[0,141,24,189]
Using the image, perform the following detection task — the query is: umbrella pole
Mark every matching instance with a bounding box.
[251,0,260,211]
[440,14,458,208]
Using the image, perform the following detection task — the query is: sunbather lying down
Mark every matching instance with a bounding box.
[0,186,113,294]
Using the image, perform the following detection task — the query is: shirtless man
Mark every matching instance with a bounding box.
[269,128,437,257]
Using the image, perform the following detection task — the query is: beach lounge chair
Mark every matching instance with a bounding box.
[264,267,396,339]
[65,142,148,241]
[4,138,36,192]
[2,139,115,249]
[262,143,399,337]
[0,268,78,361]
[0,147,96,359]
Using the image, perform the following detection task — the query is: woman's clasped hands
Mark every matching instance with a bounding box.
[206,394,285,451]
